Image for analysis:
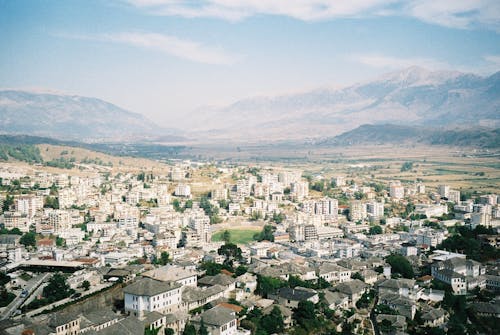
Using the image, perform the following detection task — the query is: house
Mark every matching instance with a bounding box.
[142,264,198,287]
[316,263,352,284]
[268,287,319,308]
[378,292,417,320]
[123,277,182,317]
[421,308,446,327]
[48,312,80,335]
[236,273,257,295]
[198,274,236,298]
[431,257,484,294]
[181,285,226,311]
[191,305,238,335]
[79,309,123,333]
[376,314,407,332]
[471,302,500,318]
[377,279,420,300]
[360,269,378,285]
[321,289,349,310]
[331,279,368,308]
[164,311,188,335]
[262,304,293,328]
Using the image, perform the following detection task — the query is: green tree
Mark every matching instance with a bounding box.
[182,323,196,335]
[159,251,170,265]
[294,300,319,330]
[82,280,90,291]
[368,225,383,235]
[198,318,209,335]
[261,306,284,334]
[56,237,66,247]
[386,254,414,279]
[164,328,175,335]
[222,230,231,243]
[43,272,72,302]
[256,275,287,298]
[253,225,275,242]
[20,232,36,248]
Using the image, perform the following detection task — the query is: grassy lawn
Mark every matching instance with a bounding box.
[212,229,259,244]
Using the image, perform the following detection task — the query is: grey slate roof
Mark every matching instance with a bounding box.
[193,306,236,327]
[333,279,367,296]
[273,287,317,301]
[198,274,236,287]
[123,277,181,296]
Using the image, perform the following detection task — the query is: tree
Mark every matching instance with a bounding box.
[253,225,275,242]
[222,230,231,243]
[164,328,175,335]
[82,280,90,291]
[218,243,243,264]
[351,272,364,281]
[294,300,318,330]
[261,306,284,334]
[198,318,209,335]
[256,275,287,298]
[159,251,170,265]
[401,161,414,172]
[20,232,36,248]
[56,237,66,247]
[182,323,196,335]
[368,225,383,235]
[235,265,248,276]
[386,254,414,279]
[43,272,72,302]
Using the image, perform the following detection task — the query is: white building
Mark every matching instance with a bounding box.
[124,277,182,317]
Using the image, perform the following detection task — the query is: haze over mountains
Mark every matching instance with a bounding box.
[0,67,498,144]
[0,90,177,142]
[182,66,500,140]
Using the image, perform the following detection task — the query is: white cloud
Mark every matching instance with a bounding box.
[350,53,450,70]
[61,31,240,65]
[125,0,500,31]
[406,0,500,31]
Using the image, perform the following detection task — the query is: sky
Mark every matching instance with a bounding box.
[1,0,499,126]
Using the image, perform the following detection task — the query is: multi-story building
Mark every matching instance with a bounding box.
[349,200,366,222]
[124,277,182,317]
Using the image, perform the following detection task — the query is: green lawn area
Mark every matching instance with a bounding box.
[211,229,259,244]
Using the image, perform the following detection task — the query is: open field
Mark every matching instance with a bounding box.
[211,229,260,244]
[185,144,499,194]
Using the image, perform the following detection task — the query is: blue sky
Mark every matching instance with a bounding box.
[1,0,499,125]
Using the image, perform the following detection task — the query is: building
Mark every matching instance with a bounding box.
[438,185,450,198]
[124,277,182,317]
[389,182,405,199]
[191,306,237,335]
[349,200,366,222]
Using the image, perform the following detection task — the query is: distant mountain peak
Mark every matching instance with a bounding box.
[0,90,179,142]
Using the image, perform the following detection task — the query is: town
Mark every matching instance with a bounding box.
[0,150,498,335]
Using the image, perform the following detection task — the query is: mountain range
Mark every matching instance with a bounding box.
[0,66,498,143]
[178,66,500,140]
[318,124,500,148]
[0,90,179,142]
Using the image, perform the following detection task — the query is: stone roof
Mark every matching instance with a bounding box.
[193,306,236,327]
[317,263,350,275]
[48,312,79,328]
[123,277,181,297]
[378,278,416,290]
[322,290,349,306]
[421,308,445,321]
[182,285,225,303]
[80,309,120,327]
[142,265,198,282]
[262,304,293,317]
[273,287,317,301]
[90,316,145,335]
[333,279,367,296]
[198,274,236,287]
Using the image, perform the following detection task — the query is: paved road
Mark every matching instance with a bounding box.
[1,273,51,320]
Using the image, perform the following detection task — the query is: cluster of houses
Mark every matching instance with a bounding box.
[0,161,499,334]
